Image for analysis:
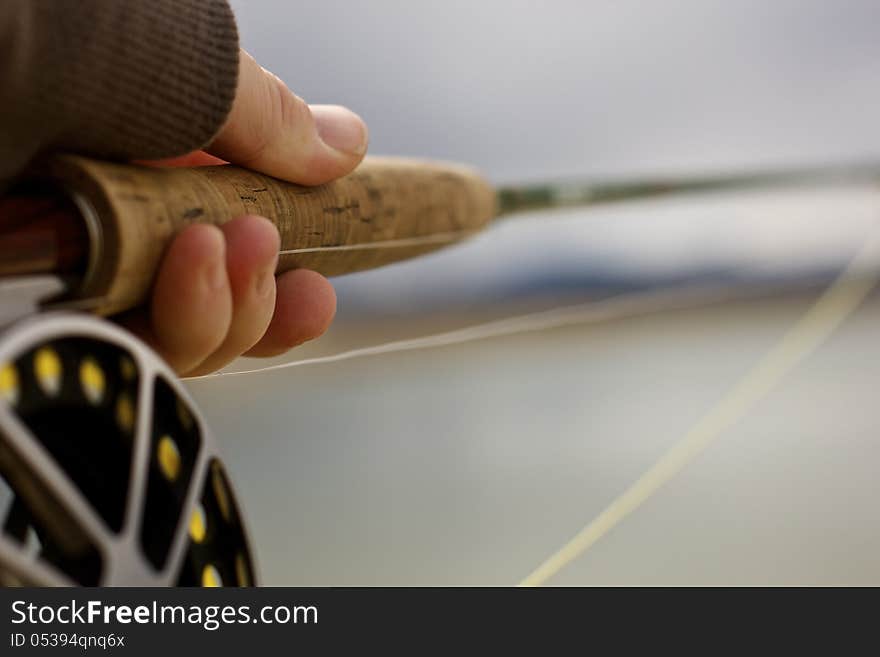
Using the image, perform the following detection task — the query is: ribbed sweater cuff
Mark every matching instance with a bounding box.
[4,0,239,176]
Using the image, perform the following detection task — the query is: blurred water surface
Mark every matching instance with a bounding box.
[189,1,880,584]
[189,291,880,585]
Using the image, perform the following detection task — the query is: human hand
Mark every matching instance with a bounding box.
[121,49,368,376]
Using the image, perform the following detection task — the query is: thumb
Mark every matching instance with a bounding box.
[206,49,368,186]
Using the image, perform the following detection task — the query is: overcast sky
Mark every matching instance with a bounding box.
[228,1,880,308]
[231,0,880,181]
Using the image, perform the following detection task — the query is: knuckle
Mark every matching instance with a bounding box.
[240,71,313,167]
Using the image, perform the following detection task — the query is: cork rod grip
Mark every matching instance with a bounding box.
[42,155,497,315]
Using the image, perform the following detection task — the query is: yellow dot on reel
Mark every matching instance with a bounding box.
[235,553,251,587]
[0,363,20,405]
[157,435,181,481]
[202,564,222,587]
[79,357,105,405]
[189,504,207,543]
[176,397,194,431]
[116,393,135,432]
[211,464,232,523]
[119,356,136,381]
[34,347,62,397]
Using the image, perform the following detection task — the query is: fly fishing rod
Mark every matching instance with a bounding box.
[1,153,879,587]
[4,154,880,315]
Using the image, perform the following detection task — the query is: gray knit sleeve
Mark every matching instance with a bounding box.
[0,0,240,181]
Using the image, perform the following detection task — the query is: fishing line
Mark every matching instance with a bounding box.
[185,280,817,382]
[518,223,880,587]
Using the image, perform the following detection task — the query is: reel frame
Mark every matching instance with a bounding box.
[0,312,257,586]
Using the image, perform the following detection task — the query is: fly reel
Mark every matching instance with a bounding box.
[0,311,257,586]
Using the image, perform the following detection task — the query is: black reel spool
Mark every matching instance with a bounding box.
[0,313,257,586]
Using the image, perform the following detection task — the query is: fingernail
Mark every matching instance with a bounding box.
[312,105,368,156]
[201,232,227,292]
[205,258,227,291]
[255,269,275,299]
[255,247,279,298]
